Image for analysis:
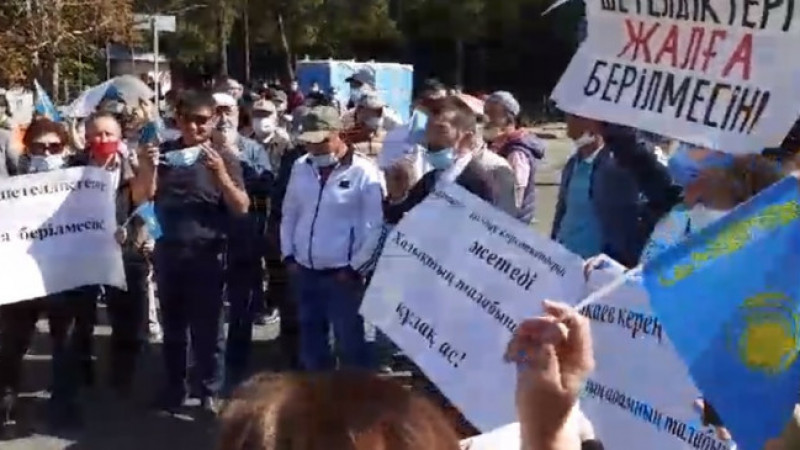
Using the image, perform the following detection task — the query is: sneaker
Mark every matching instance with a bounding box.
[148,328,163,344]
[1,391,16,427]
[263,309,280,326]
[199,396,222,416]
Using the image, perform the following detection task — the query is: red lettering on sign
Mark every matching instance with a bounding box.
[722,34,753,81]
[617,19,661,63]
[700,29,727,72]
[654,25,679,67]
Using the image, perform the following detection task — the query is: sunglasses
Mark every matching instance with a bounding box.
[29,142,64,153]
[181,114,213,126]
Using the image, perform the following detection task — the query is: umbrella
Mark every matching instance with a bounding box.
[66,75,155,118]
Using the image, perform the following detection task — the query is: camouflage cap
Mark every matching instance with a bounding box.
[297,106,342,144]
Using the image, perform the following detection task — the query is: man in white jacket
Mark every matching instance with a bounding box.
[280,105,384,370]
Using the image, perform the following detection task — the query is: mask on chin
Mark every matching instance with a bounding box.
[425,147,456,170]
[310,153,338,168]
[571,132,596,150]
[254,117,277,138]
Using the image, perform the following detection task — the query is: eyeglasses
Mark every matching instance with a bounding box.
[29,142,64,154]
[181,114,213,126]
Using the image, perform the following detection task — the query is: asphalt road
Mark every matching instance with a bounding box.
[0,126,574,450]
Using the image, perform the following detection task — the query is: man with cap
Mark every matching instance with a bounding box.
[484,91,545,224]
[252,98,292,184]
[341,93,393,160]
[280,105,384,371]
[266,88,292,129]
[344,68,403,129]
[211,92,276,389]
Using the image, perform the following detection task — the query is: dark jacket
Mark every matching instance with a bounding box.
[551,131,680,267]
[495,132,545,223]
[269,146,306,229]
[385,158,495,225]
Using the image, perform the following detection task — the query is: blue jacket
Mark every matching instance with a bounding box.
[552,132,680,267]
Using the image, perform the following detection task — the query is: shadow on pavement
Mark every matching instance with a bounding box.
[1,310,285,450]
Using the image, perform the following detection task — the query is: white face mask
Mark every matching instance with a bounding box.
[688,205,730,232]
[310,153,338,168]
[253,117,277,138]
[29,154,66,173]
[571,132,596,150]
[350,87,363,103]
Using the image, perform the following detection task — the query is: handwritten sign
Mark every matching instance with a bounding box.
[551,0,800,154]
[581,255,733,450]
[360,184,585,432]
[0,167,126,305]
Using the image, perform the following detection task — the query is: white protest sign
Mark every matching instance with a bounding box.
[580,255,733,450]
[0,167,126,305]
[552,0,800,154]
[361,184,586,432]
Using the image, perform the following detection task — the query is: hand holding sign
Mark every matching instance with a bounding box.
[506,300,593,450]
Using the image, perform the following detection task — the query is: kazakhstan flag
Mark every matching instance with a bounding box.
[133,201,163,241]
[643,176,800,450]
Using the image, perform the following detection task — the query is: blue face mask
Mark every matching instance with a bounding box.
[667,144,733,187]
[310,153,338,168]
[425,147,456,170]
[406,110,428,146]
[162,146,202,167]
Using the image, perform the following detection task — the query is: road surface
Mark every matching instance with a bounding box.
[0,125,574,450]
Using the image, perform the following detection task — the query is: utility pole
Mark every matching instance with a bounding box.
[153,15,160,110]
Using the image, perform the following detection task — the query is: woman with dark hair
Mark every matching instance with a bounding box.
[0,118,98,432]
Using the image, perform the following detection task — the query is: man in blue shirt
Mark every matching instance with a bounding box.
[552,114,678,267]
[132,90,249,413]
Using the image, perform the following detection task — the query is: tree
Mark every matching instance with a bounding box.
[0,0,135,98]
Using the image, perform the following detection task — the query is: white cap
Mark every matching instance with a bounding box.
[212,92,237,108]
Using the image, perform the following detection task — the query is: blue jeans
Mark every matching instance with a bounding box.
[155,243,226,402]
[290,266,372,370]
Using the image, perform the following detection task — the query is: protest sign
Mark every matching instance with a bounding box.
[580,255,733,450]
[551,0,800,154]
[360,184,585,432]
[0,167,126,305]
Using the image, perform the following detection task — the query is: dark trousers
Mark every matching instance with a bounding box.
[266,221,299,370]
[289,266,371,370]
[105,259,150,390]
[225,219,265,388]
[0,289,97,405]
[154,243,225,402]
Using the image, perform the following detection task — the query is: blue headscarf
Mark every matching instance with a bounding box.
[667,143,734,187]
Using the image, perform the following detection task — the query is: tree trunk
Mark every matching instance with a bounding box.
[51,59,60,102]
[276,12,294,81]
[218,1,228,77]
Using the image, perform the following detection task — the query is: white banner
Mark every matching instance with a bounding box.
[0,167,126,305]
[552,0,800,154]
[581,255,733,450]
[361,184,586,432]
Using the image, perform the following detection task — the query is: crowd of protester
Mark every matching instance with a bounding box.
[0,68,799,450]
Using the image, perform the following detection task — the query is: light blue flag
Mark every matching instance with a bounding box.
[643,176,800,450]
[34,80,62,122]
[406,109,428,146]
[133,201,163,241]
